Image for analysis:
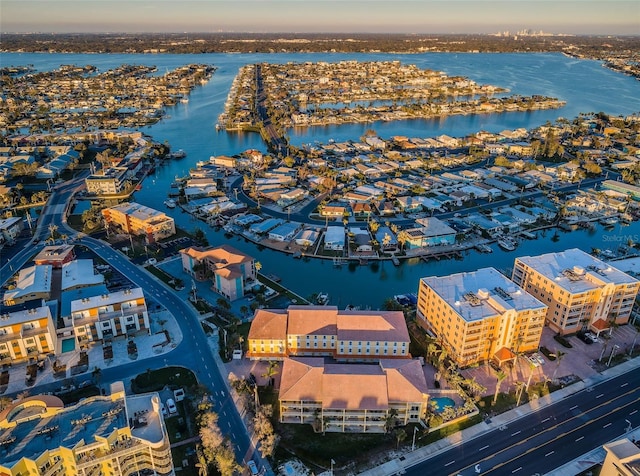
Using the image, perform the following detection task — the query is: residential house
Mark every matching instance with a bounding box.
[180,244,255,301]
[3,265,52,306]
[0,217,24,243]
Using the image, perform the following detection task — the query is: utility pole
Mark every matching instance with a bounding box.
[411,426,418,451]
[607,345,619,367]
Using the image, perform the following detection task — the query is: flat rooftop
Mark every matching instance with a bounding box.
[421,267,547,322]
[516,248,638,293]
[61,259,105,290]
[0,305,51,327]
[70,287,145,313]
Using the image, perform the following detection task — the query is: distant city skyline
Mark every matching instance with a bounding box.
[2,0,639,35]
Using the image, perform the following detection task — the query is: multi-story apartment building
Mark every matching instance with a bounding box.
[0,381,174,476]
[416,267,547,367]
[512,248,640,335]
[3,264,52,306]
[0,306,57,365]
[0,216,24,244]
[85,166,129,195]
[180,244,256,301]
[601,438,640,476]
[102,202,175,244]
[70,287,150,345]
[279,357,428,433]
[247,305,410,361]
[34,244,76,268]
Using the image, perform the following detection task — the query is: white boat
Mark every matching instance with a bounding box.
[170,149,186,159]
[497,237,517,251]
[164,199,177,208]
[316,293,329,305]
[600,216,618,226]
[180,97,189,104]
[520,230,536,240]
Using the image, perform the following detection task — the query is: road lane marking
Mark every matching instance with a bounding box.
[479,445,489,451]
[445,461,455,466]
[621,382,629,387]
[570,405,578,410]
[542,417,550,423]
[576,436,584,442]
[545,451,554,457]
[631,410,638,415]
[603,423,612,428]
[511,431,521,436]
[596,393,604,398]
[512,467,522,473]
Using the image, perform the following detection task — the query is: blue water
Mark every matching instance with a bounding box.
[432,397,456,413]
[61,338,75,353]
[4,52,640,309]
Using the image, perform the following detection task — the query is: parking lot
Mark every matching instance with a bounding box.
[461,323,639,397]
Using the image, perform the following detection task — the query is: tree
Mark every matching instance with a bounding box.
[48,224,58,241]
[91,366,102,387]
[396,230,410,252]
[395,428,407,449]
[493,369,507,405]
[262,361,279,386]
[552,350,566,381]
[384,408,398,433]
[254,404,278,458]
[515,381,525,406]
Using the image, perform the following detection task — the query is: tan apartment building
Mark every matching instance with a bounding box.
[102,202,175,244]
[0,381,174,476]
[601,438,640,476]
[180,244,256,301]
[416,267,547,367]
[247,305,410,361]
[85,166,129,195]
[70,287,150,345]
[279,357,428,433]
[0,306,57,365]
[512,248,640,335]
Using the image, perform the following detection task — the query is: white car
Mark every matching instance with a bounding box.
[166,398,177,414]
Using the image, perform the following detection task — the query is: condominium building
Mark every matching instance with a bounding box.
[180,244,256,301]
[0,216,24,244]
[601,438,640,476]
[102,202,175,244]
[0,306,57,365]
[279,357,428,433]
[34,244,76,268]
[85,166,129,195]
[512,248,640,335]
[417,267,547,367]
[0,381,174,476]
[71,287,150,344]
[247,305,410,361]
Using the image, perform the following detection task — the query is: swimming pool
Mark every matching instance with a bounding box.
[431,396,456,413]
[61,338,75,353]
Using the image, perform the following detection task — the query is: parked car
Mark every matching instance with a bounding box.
[166,398,177,414]
[247,460,260,476]
[586,332,599,343]
[576,331,594,345]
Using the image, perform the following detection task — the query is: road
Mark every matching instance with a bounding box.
[1,173,272,475]
[401,368,640,476]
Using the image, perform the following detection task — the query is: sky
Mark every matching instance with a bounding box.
[2,0,639,35]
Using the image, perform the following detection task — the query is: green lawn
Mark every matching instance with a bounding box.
[131,366,197,393]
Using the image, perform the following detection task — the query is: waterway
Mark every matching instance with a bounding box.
[4,52,640,308]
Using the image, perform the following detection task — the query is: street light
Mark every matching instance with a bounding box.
[330,458,335,476]
[411,426,418,451]
[607,344,619,367]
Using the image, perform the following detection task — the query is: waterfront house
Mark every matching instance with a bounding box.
[324,226,345,251]
[268,222,299,242]
[403,217,457,249]
[180,244,256,301]
[102,202,175,244]
[294,228,319,248]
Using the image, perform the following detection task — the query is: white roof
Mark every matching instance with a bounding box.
[421,267,547,322]
[0,305,52,327]
[61,259,105,291]
[516,248,638,293]
[3,265,52,302]
[71,287,145,312]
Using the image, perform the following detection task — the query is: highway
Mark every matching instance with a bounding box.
[402,368,640,476]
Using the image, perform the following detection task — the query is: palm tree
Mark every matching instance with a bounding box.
[48,224,58,242]
[515,381,526,406]
[262,361,279,386]
[92,366,102,387]
[493,369,507,405]
[551,350,566,381]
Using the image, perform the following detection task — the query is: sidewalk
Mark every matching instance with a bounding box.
[358,356,640,476]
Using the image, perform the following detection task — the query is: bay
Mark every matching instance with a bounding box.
[4,51,640,308]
